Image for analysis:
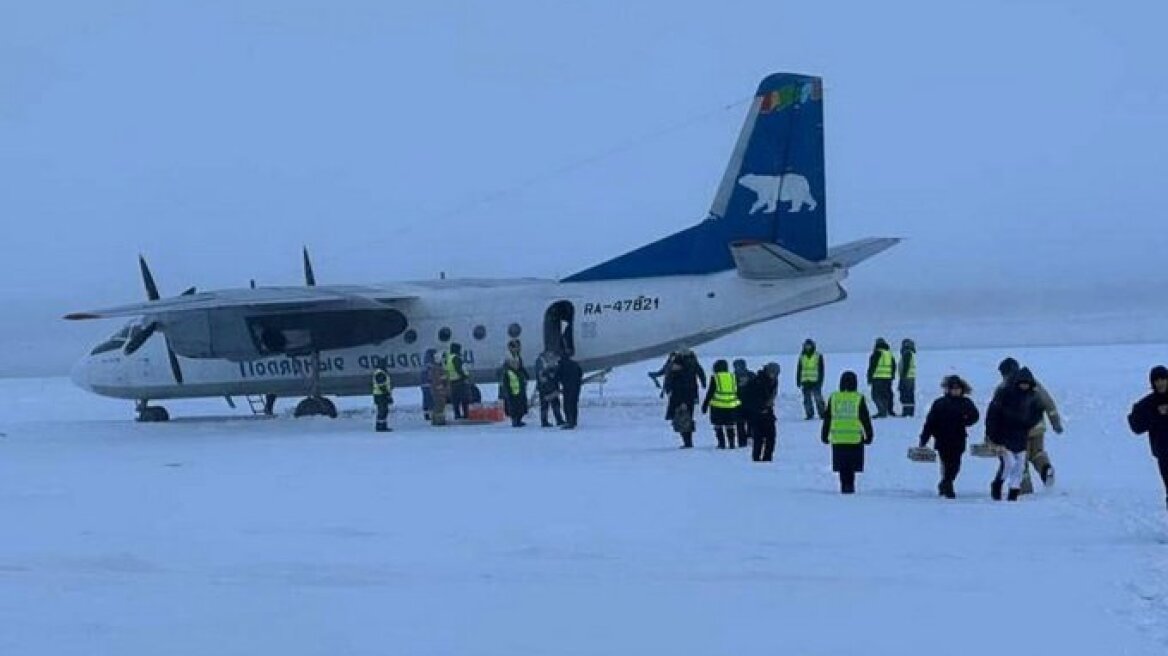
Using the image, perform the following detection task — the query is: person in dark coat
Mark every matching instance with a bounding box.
[740,362,780,462]
[702,359,742,449]
[867,338,897,418]
[918,375,980,498]
[821,371,875,494]
[899,338,918,417]
[535,350,565,427]
[559,351,583,429]
[733,358,755,447]
[1127,365,1168,510]
[986,367,1045,501]
[664,348,704,448]
[501,357,528,427]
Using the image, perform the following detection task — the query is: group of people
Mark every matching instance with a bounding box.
[653,342,1078,501]
[495,339,583,429]
[370,338,584,431]
[793,337,918,421]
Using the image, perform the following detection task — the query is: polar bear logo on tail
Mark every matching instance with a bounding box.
[737,173,818,214]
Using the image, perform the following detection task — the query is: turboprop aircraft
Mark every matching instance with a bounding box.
[66,72,898,421]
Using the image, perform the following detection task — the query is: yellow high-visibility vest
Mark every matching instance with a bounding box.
[905,352,916,380]
[799,353,821,384]
[710,371,741,409]
[372,369,392,396]
[873,350,894,380]
[506,369,521,396]
[829,391,864,444]
[444,352,463,381]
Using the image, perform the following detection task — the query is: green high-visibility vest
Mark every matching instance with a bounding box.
[710,371,741,409]
[444,352,463,381]
[905,352,916,380]
[799,353,821,384]
[372,369,391,396]
[873,350,894,380]
[829,391,864,444]
[506,369,521,396]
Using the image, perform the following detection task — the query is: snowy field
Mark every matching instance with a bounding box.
[2,344,1167,655]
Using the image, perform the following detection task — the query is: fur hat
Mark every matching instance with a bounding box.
[941,374,972,394]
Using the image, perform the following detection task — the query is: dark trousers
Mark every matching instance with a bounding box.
[750,412,776,462]
[374,397,390,431]
[540,395,565,426]
[714,425,737,449]
[839,470,856,494]
[736,416,751,447]
[871,379,895,417]
[899,379,917,417]
[938,449,962,496]
[450,381,469,419]
[562,384,580,426]
[1158,456,1168,497]
[801,384,826,419]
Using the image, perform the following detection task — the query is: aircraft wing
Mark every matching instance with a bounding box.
[65,284,420,320]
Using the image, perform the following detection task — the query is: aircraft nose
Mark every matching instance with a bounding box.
[70,356,93,391]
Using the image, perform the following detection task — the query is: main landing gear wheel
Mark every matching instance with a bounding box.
[293,396,337,418]
[136,403,170,422]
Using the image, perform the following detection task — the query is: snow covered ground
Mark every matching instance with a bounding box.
[2,344,1167,655]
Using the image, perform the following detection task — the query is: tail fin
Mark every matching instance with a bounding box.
[565,73,827,282]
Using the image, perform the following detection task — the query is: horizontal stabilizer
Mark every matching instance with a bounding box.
[729,241,827,279]
[827,237,901,268]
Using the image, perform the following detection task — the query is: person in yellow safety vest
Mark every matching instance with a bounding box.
[372,364,393,432]
[866,337,897,418]
[821,371,875,494]
[444,342,469,420]
[701,359,742,449]
[502,357,529,427]
[899,338,918,417]
[797,338,827,420]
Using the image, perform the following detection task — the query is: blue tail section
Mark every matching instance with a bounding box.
[564,72,827,282]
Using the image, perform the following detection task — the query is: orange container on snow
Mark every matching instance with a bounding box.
[466,404,506,422]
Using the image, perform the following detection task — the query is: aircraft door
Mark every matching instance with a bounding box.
[543,301,575,355]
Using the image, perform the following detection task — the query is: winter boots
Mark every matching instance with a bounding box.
[938,480,956,499]
[1007,488,1021,502]
[840,471,857,494]
[1040,464,1055,487]
[990,478,1003,501]
[1020,475,1034,495]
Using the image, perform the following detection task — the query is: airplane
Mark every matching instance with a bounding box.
[66,72,899,422]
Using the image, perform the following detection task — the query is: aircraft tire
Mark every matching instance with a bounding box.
[137,406,170,422]
[294,397,337,419]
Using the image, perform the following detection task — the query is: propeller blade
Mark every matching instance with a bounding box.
[180,286,196,296]
[122,321,158,356]
[224,396,237,409]
[303,247,316,287]
[165,341,184,384]
[139,255,161,301]
[249,279,256,289]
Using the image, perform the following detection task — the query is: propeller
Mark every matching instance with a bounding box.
[125,255,185,384]
[303,246,316,287]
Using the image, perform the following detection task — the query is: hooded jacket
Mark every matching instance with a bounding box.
[919,380,980,452]
[1128,366,1168,460]
[986,368,1045,452]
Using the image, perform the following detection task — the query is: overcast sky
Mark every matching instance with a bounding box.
[2,0,1166,375]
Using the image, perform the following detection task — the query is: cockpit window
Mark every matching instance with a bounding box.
[89,324,133,355]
